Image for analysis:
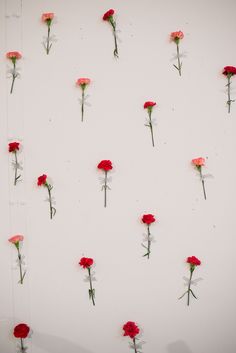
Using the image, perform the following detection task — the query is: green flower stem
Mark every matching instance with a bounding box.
[88,267,95,306]
[104,171,107,208]
[132,338,138,353]
[17,248,24,284]
[142,224,152,258]
[199,167,207,200]
[187,269,194,306]
[178,266,197,305]
[148,110,155,147]
[227,75,232,113]
[46,24,51,54]
[20,338,24,352]
[81,87,85,122]
[109,19,118,58]
[46,184,56,219]
[147,225,151,259]
[176,42,181,76]
[10,61,17,94]
[14,151,20,185]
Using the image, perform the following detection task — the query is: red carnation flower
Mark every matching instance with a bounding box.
[79,257,95,306]
[97,160,113,207]
[103,9,114,21]
[79,257,94,269]
[142,214,155,224]
[13,323,30,339]
[222,66,236,113]
[97,160,113,171]
[143,101,156,147]
[141,214,156,259]
[13,323,30,353]
[37,174,56,219]
[8,142,21,185]
[123,321,142,353]
[37,174,47,186]
[179,256,201,306]
[9,142,20,152]
[223,66,236,76]
[102,9,118,58]
[187,256,201,266]
[144,101,156,109]
[123,321,140,338]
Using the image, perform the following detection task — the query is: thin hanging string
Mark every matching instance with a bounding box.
[19,0,33,347]
[5,0,17,331]
[5,1,32,349]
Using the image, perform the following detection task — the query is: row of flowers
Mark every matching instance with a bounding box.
[9,233,201,307]
[6,50,236,114]
[11,256,201,352]
[6,11,181,60]
[8,145,209,214]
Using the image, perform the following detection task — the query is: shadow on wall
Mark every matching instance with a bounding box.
[33,332,93,353]
[167,340,193,353]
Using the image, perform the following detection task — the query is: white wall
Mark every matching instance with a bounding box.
[1,0,236,352]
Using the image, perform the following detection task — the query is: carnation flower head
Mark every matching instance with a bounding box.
[8,235,24,244]
[103,9,115,21]
[170,31,184,42]
[123,321,140,339]
[13,323,30,339]
[9,142,20,152]
[142,214,155,225]
[42,12,54,22]
[223,66,236,77]
[187,256,201,267]
[37,174,47,186]
[76,78,91,91]
[97,160,113,171]
[6,51,22,60]
[144,101,156,109]
[192,157,205,167]
[79,257,94,269]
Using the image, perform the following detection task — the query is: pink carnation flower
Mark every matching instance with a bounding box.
[8,235,26,284]
[76,78,91,122]
[192,157,207,199]
[42,13,54,22]
[192,157,205,167]
[76,78,91,86]
[8,235,24,244]
[170,31,184,76]
[170,31,184,41]
[42,13,54,54]
[6,51,22,60]
[6,52,22,93]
